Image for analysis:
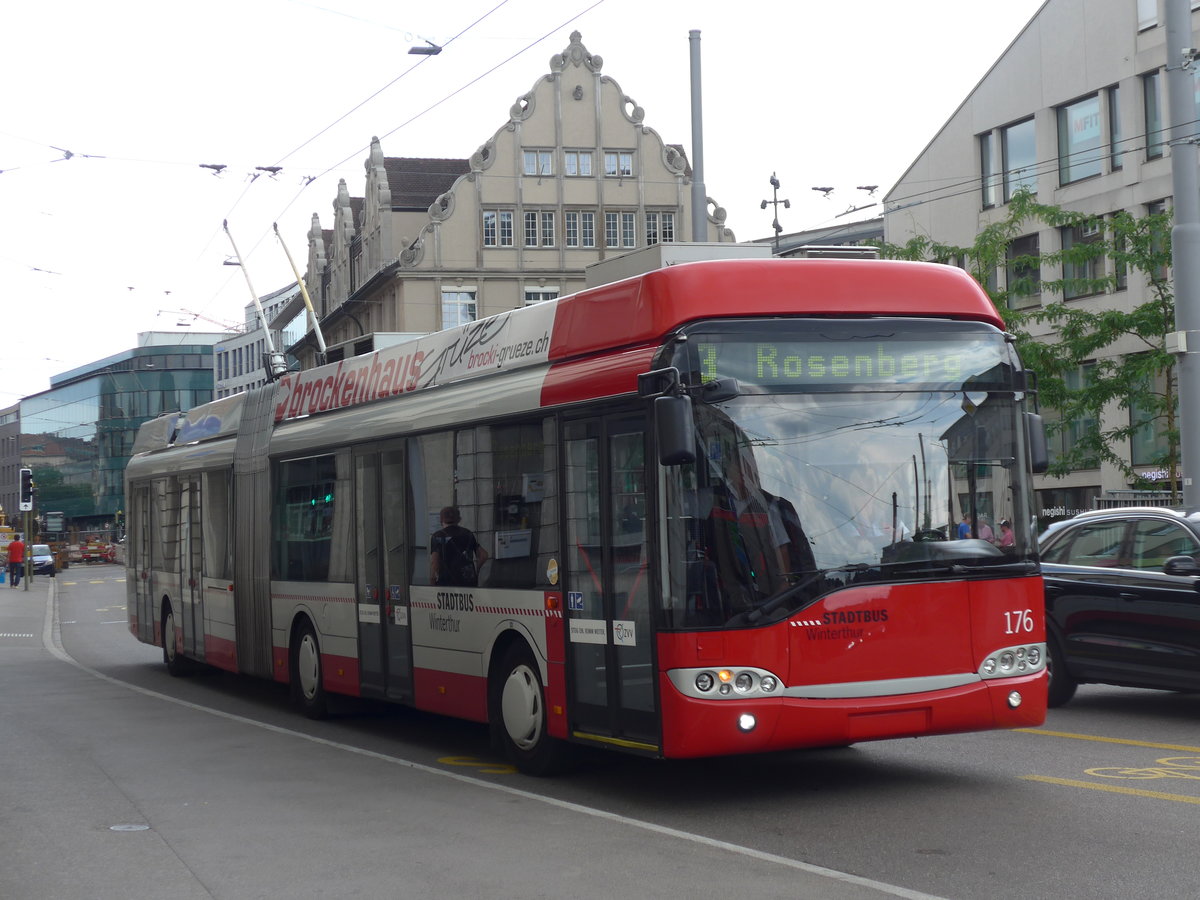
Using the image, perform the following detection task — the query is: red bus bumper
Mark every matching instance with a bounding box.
[658,670,1046,759]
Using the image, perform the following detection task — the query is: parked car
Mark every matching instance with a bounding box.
[1039,507,1200,707]
[31,544,55,577]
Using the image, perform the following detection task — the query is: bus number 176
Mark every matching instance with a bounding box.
[1004,609,1035,634]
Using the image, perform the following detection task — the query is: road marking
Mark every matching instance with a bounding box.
[1021,775,1200,805]
[43,581,947,900]
[1013,728,1200,753]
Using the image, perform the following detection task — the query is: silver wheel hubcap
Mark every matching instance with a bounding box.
[164,610,176,662]
[501,664,543,751]
[298,634,320,700]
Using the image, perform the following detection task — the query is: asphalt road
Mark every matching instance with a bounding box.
[3,566,1199,899]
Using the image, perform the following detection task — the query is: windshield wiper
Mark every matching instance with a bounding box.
[731,564,872,626]
[881,558,1038,577]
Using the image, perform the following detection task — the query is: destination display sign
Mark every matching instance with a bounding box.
[695,336,1007,389]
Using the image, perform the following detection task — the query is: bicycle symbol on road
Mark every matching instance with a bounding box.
[1086,756,1200,781]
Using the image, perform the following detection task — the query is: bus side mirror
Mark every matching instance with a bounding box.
[1026,411,1049,474]
[655,394,696,466]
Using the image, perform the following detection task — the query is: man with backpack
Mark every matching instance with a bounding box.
[429,507,489,587]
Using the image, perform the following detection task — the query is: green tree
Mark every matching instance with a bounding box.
[879,190,1178,497]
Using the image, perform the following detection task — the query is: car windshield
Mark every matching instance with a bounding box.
[32,545,51,556]
[659,318,1038,629]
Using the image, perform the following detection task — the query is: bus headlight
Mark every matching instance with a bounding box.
[668,666,785,699]
[978,643,1046,680]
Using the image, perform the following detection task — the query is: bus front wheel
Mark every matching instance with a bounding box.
[291,620,328,719]
[492,643,567,776]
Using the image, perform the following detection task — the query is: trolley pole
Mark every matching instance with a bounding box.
[1165,0,1200,507]
[223,220,290,382]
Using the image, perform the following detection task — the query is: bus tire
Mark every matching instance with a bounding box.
[1046,633,1077,708]
[492,642,567,776]
[162,601,190,677]
[290,619,328,719]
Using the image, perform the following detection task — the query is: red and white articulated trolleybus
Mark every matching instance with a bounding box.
[126,256,1050,774]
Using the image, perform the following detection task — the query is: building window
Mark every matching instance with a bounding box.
[523,287,559,306]
[564,151,593,176]
[646,211,676,246]
[1130,367,1175,467]
[523,150,553,176]
[1147,199,1170,281]
[1144,70,1164,159]
[1057,94,1103,184]
[1056,365,1099,469]
[1005,234,1040,308]
[1107,85,1123,171]
[1061,222,1105,299]
[1001,118,1037,200]
[604,151,633,177]
[605,212,618,248]
[1113,225,1128,292]
[441,289,477,330]
[482,210,514,247]
[1137,0,1157,30]
[565,211,596,248]
[525,211,556,248]
[980,132,999,209]
[604,211,638,249]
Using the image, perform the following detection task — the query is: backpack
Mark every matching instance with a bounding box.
[439,531,478,587]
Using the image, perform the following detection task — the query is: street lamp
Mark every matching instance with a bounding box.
[760,172,791,254]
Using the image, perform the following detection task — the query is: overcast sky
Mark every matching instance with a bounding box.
[0,0,1045,405]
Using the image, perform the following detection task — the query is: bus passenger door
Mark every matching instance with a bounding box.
[130,485,154,644]
[355,444,414,702]
[563,413,658,752]
[180,476,204,659]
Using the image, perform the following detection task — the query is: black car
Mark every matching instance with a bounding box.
[1039,507,1200,707]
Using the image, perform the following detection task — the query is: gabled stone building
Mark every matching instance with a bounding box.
[293,31,734,366]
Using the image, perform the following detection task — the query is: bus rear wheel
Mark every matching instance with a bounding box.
[162,602,190,677]
[291,620,328,719]
[493,643,567,776]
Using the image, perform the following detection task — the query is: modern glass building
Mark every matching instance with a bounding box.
[20,334,218,534]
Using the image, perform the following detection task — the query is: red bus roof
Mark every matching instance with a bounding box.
[548,258,1004,362]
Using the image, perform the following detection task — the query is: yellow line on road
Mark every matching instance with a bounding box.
[1014,728,1200,753]
[1021,775,1200,805]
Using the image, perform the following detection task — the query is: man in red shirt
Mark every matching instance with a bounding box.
[8,535,25,587]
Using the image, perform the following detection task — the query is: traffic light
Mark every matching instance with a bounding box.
[19,468,33,511]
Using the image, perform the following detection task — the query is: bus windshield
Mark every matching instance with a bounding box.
[660,318,1036,630]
